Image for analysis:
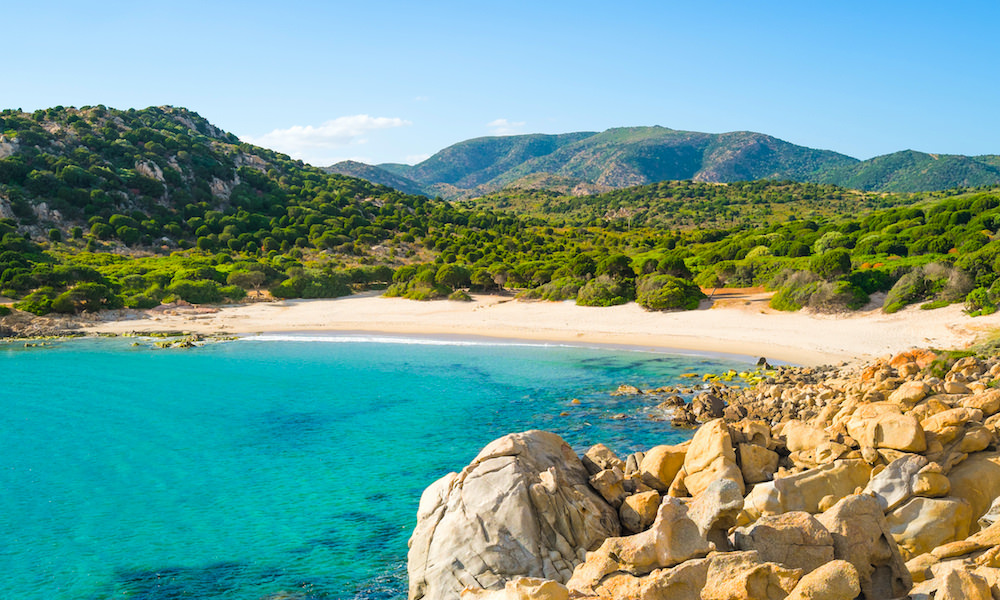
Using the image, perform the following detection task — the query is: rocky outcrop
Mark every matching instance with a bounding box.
[411,349,1000,599]
[407,430,619,600]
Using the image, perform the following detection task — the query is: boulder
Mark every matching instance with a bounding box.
[963,389,1000,417]
[885,497,973,560]
[734,511,835,573]
[978,496,1000,530]
[579,550,800,600]
[408,431,620,600]
[816,494,911,600]
[782,420,830,452]
[863,454,945,512]
[459,577,569,600]
[687,478,744,551]
[691,392,725,421]
[947,451,1000,526]
[582,443,625,476]
[588,467,628,508]
[743,459,872,519]
[922,407,985,444]
[888,380,930,405]
[730,419,773,448]
[619,491,660,534]
[844,402,901,443]
[869,412,927,453]
[738,443,779,484]
[784,559,861,600]
[567,497,711,593]
[935,568,992,600]
[637,444,685,492]
[672,418,744,497]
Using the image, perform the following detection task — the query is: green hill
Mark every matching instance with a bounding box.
[815,150,1000,192]
[341,127,999,198]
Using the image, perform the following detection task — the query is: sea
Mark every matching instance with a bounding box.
[0,334,756,600]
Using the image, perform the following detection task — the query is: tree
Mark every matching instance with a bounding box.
[227,270,266,297]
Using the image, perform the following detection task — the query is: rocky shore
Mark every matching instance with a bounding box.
[408,348,1000,599]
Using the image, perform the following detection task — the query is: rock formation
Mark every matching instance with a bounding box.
[410,349,1000,599]
[407,430,619,600]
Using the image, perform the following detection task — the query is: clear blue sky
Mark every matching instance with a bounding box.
[6,1,999,166]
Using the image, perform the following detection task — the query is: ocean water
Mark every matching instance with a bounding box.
[0,334,753,600]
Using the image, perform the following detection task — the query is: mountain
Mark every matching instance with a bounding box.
[322,160,426,196]
[814,150,1000,192]
[330,127,1000,198]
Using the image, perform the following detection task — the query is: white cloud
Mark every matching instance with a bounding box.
[487,118,526,136]
[240,115,411,166]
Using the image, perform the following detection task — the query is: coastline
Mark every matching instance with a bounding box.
[76,290,1000,367]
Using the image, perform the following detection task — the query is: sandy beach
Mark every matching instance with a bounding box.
[77,289,1000,366]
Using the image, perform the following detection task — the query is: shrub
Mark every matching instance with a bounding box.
[0,305,11,316]
[576,275,632,307]
[769,271,821,311]
[518,277,584,301]
[13,287,58,315]
[636,275,705,311]
[965,287,998,317]
[167,279,224,304]
[809,249,852,280]
[448,289,472,302]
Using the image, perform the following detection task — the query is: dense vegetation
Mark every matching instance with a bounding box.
[327,126,1000,199]
[2,105,1000,322]
[468,180,917,230]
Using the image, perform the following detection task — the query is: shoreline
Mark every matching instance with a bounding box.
[72,291,1000,367]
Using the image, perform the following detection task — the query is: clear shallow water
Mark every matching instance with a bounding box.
[0,335,752,600]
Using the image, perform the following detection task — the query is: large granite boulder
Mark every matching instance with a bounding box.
[885,496,973,560]
[734,511,835,573]
[670,418,744,497]
[408,431,620,600]
[816,494,911,599]
[743,459,872,519]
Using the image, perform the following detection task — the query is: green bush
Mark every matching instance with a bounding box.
[576,275,633,307]
[965,287,998,317]
[636,275,705,311]
[809,249,852,280]
[518,276,584,301]
[448,289,472,302]
[167,279,224,304]
[884,271,927,313]
[13,287,58,315]
[0,305,11,316]
[125,292,160,309]
[884,263,972,313]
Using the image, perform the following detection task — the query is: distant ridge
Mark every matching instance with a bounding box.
[326,126,1000,198]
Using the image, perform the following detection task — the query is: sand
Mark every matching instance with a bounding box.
[79,289,1000,366]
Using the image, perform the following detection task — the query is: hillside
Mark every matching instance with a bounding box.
[332,127,1000,199]
[4,104,1000,327]
[322,160,426,196]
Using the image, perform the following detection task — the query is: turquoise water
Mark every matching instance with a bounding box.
[1,335,752,599]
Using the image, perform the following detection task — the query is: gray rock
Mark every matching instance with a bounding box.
[863,454,928,512]
[407,430,620,600]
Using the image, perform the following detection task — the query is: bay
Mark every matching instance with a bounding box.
[0,334,752,599]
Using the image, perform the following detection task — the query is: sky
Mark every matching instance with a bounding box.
[5,1,999,167]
